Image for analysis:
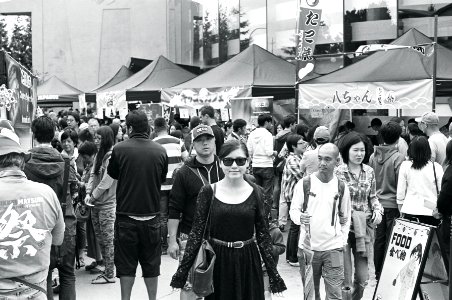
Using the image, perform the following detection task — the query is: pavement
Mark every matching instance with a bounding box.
[57,224,378,299]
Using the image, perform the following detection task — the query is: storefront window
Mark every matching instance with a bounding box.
[399,1,452,50]
[239,0,267,51]
[218,0,240,62]
[344,0,397,52]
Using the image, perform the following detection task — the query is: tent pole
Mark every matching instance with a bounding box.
[432,15,438,112]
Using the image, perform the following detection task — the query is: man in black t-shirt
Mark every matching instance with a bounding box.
[107,111,168,300]
[200,105,224,155]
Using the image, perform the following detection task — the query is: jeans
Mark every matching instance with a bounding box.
[344,232,368,300]
[373,207,399,279]
[47,235,76,300]
[178,233,202,300]
[253,167,274,206]
[286,220,300,263]
[160,190,169,251]
[298,247,344,300]
[273,172,282,210]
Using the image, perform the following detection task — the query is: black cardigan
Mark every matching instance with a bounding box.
[437,165,452,216]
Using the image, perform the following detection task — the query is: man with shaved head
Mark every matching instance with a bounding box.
[290,143,351,300]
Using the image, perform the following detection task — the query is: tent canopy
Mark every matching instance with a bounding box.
[162,44,296,108]
[170,44,295,89]
[97,56,196,96]
[299,29,452,110]
[37,75,83,104]
[85,65,133,103]
[306,28,452,84]
[90,65,133,93]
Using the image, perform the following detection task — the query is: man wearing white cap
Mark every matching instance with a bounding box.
[300,126,331,177]
[416,112,449,168]
[0,128,65,299]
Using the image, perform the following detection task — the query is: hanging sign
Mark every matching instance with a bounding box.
[299,79,433,109]
[295,1,322,81]
[230,97,273,127]
[373,219,433,300]
[96,90,128,119]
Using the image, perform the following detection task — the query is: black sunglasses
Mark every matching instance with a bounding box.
[222,157,247,167]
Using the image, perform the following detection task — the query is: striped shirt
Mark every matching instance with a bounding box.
[153,135,186,191]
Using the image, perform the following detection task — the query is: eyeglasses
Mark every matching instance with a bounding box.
[222,157,247,167]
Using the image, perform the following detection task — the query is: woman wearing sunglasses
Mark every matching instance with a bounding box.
[171,140,286,299]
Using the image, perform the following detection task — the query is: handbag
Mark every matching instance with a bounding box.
[191,184,217,297]
[75,202,90,221]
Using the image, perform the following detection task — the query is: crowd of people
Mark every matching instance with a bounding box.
[1,105,452,300]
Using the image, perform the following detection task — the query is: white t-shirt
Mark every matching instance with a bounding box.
[429,132,449,169]
[290,174,351,251]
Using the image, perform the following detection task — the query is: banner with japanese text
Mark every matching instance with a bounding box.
[299,79,433,109]
[161,86,251,109]
[373,219,432,300]
[295,1,322,81]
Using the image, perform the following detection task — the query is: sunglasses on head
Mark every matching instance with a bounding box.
[222,157,247,167]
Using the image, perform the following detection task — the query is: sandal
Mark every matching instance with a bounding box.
[91,274,116,284]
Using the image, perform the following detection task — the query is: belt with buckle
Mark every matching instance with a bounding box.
[210,237,255,248]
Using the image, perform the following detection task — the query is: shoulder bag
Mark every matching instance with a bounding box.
[191,184,217,297]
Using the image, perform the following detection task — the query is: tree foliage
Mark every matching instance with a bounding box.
[0,18,10,53]
[8,16,32,70]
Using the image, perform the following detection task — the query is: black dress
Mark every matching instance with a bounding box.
[171,184,286,300]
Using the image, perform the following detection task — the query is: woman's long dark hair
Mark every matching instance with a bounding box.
[94,126,114,175]
[408,136,431,170]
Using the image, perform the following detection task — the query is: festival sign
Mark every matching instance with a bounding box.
[1,54,37,127]
[161,86,251,109]
[230,97,273,127]
[295,0,322,81]
[299,79,433,110]
[373,219,433,300]
[96,90,128,119]
[137,103,163,125]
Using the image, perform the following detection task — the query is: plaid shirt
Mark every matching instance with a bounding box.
[335,163,382,214]
[280,153,303,203]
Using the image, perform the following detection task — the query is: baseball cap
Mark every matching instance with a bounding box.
[415,112,439,125]
[313,126,330,141]
[0,127,27,156]
[79,123,89,131]
[192,124,215,141]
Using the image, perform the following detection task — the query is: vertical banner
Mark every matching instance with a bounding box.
[230,97,273,127]
[295,0,322,81]
[373,219,432,300]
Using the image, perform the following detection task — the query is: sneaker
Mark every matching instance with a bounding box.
[288,261,300,267]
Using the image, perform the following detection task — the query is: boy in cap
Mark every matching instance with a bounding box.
[0,128,65,299]
[168,124,224,299]
[416,112,449,168]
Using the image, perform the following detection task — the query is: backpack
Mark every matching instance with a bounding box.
[302,175,346,226]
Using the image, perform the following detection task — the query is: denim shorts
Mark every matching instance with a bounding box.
[114,215,161,278]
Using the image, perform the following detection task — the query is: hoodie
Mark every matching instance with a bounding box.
[369,145,405,209]
[247,127,274,168]
[24,146,77,235]
[169,156,224,235]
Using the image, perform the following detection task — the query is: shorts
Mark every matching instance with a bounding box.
[114,215,161,278]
